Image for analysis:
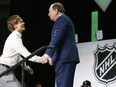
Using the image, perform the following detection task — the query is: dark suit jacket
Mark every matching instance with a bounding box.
[45,13,80,65]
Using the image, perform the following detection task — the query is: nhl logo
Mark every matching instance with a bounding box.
[93,43,116,86]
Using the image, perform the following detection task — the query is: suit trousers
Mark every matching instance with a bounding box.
[55,62,76,87]
[0,65,22,87]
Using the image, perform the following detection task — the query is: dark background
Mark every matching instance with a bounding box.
[0,0,115,87]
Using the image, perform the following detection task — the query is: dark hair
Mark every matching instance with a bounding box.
[51,2,65,13]
[82,80,91,87]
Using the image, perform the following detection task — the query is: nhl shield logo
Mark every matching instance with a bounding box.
[93,43,116,86]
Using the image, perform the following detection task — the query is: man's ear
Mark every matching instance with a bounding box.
[55,9,59,15]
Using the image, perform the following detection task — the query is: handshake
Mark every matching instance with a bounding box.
[26,55,52,75]
[40,55,52,65]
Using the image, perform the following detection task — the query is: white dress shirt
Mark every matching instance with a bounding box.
[0,30,41,67]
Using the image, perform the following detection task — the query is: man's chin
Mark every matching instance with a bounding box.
[23,28,25,30]
[22,29,25,31]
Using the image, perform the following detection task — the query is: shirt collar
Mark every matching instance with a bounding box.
[56,13,63,20]
[13,30,22,37]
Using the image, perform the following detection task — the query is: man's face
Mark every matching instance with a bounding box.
[48,6,58,21]
[15,18,25,32]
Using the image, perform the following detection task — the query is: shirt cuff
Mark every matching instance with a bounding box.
[44,54,50,59]
[25,65,30,70]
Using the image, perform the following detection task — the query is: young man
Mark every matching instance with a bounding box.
[0,15,51,87]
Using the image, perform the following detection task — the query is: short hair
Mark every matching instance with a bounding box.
[82,80,91,87]
[51,2,65,13]
[7,15,21,32]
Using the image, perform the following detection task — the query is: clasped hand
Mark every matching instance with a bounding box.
[40,55,52,65]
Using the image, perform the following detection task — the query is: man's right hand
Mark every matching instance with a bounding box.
[47,57,52,65]
[40,55,52,65]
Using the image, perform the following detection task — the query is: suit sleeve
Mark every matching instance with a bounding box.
[45,17,68,57]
